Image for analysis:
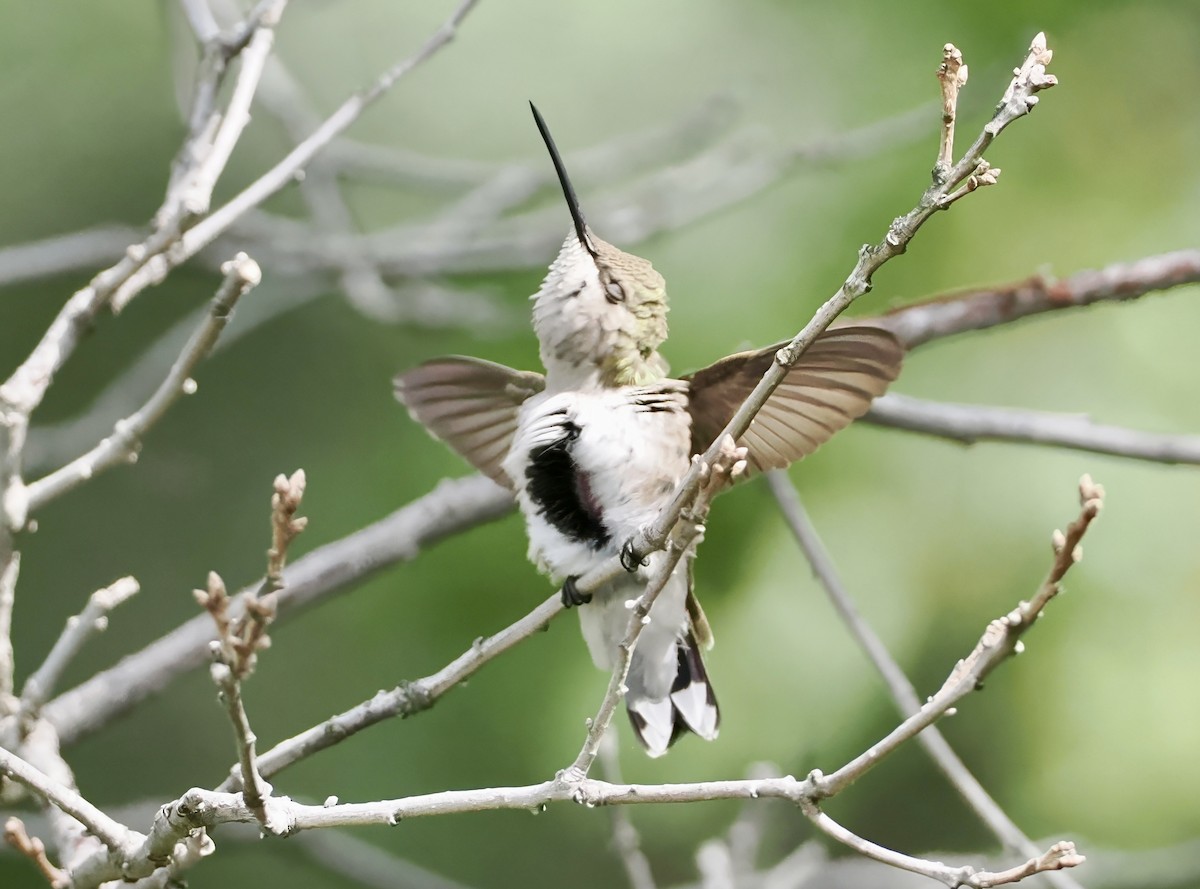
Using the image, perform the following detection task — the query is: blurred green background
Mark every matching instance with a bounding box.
[2,1,1199,887]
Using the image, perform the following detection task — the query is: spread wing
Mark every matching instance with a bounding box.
[394,357,545,490]
[684,325,904,474]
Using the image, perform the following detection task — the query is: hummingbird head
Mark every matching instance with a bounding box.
[528,104,670,388]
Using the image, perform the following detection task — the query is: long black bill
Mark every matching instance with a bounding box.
[529,102,594,256]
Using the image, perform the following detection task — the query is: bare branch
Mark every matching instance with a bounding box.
[53,474,1101,889]
[165,2,287,221]
[865,392,1200,465]
[766,472,1086,889]
[198,471,306,826]
[195,570,275,819]
[24,254,261,514]
[0,226,145,289]
[45,474,513,746]
[209,654,274,825]
[0,10,282,452]
[240,102,933,281]
[20,577,140,716]
[24,276,326,476]
[0,549,16,712]
[114,0,484,307]
[598,732,658,889]
[221,590,559,791]
[177,0,221,45]
[814,474,1104,800]
[225,11,402,322]
[297,829,478,889]
[801,804,1081,888]
[625,33,1057,572]
[875,247,1200,349]
[0,745,132,857]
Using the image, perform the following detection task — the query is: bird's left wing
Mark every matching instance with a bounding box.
[395,357,545,490]
[684,325,904,475]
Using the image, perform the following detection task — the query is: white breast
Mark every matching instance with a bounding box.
[502,384,691,581]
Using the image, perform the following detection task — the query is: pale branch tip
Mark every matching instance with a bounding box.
[0,744,133,861]
[764,474,1085,889]
[116,0,486,310]
[19,575,141,716]
[934,42,968,179]
[22,253,261,516]
[620,32,1057,577]
[4,816,68,888]
[267,468,308,586]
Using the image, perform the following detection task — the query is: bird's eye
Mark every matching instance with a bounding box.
[605,281,626,304]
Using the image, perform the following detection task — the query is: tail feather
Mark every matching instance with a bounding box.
[626,633,719,757]
[671,635,720,739]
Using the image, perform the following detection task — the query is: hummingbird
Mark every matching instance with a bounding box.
[395,104,905,757]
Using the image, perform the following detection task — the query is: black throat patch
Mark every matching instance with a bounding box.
[525,418,610,548]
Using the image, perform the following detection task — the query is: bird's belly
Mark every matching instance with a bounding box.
[506,388,690,581]
[571,399,690,535]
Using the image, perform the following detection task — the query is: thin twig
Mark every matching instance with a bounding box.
[60,483,1101,888]
[801,805,1082,888]
[220,590,559,791]
[934,43,968,181]
[196,571,275,820]
[766,471,1085,889]
[598,732,658,889]
[210,658,274,824]
[0,745,132,857]
[297,829,478,889]
[44,474,513,746]
[199,471,306,825]
[0,549,17,712]
[4,816,68,888]
[65,768,1076,889]
[865,392,1200,464]
[567,440,746,781]
[20,577,140,717]
[171,1,288,220]
[875,247,1200,348]
[114,0,484,308]
[238,103,933,280]
[621,32,1056,584]
[725,762,781,882]
[222,7,401,322]
[0,225,146,288]
[24,254,261,514]
[0,8,282,456]
[813,474,1104,800]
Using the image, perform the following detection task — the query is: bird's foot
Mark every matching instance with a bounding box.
[620,538,648,573]
[561,576,592,608]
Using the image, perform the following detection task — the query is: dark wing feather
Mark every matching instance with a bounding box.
[394,357,545,490]
[684,325,904,474]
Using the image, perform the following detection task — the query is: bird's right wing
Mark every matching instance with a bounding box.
[684,325,904,475]
[394,357,545,490]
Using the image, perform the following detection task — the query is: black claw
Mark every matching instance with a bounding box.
[620,539,647,573]
[561,576,592,608]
